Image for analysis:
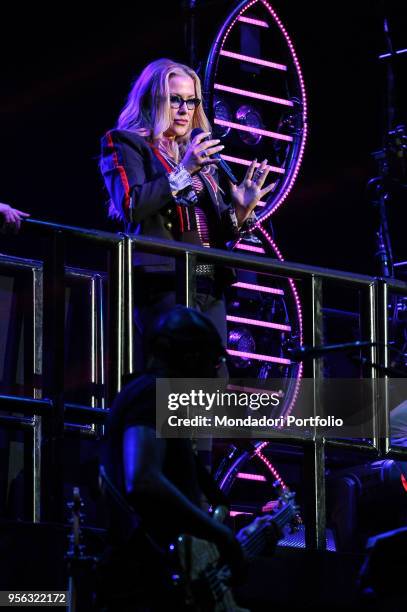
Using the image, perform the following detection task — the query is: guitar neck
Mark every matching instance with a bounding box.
[237,503,292,558]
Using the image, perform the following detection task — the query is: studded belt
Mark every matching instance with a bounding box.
[195,264,216,276]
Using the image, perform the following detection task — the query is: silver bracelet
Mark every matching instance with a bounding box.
[167,163,192,194]
[242,210,258,228]
[231,208,258,234]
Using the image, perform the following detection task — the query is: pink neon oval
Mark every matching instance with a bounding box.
[205,0,308,219]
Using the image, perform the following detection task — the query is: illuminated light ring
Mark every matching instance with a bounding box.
[214,118,292,143]
[237,15,269,28]
[204,0,308,219]
[230,226,303,421]
[227,349,292,365]
[235,243,265,254]
[255,441,288,490]
[227,314,291,332]
[214,84,294,109]
[237,225,304,350]
[256,224,304,345]
[256,223,304,421]
[219,152,283,174]
[215,440,287,495]
[206,2,304,493]
[219,50,287,72]
[237,472,267,482]
[232,281,284,295]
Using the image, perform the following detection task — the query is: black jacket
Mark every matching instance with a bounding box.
[100,129,246,274]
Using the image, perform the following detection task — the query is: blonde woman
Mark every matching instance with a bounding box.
[100,58,273,370]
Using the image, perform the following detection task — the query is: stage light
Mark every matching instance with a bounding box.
[228,328,256,355]
[206,1,305,418]
[236,104,264,146]
[213,97,232,138]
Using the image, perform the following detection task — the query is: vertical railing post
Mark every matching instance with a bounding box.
[374,278,389,454]
[123,236,134,377]
[32,265,43,522]
[107,240,124,404]
[359,282,378,447]
[303,275,326,550]
[176,251,197,307]
[89,273,106,437]
[96,273,106,409]
[42,230,66,522]
[304,436,326,548]
[90,275,98,411]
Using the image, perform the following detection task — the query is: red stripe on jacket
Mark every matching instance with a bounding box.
[106,131,131,218]
[149,143,185,232]
[148,144,173,173]
[204,172,218,195]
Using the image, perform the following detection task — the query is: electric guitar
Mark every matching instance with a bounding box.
[177,489,299,611]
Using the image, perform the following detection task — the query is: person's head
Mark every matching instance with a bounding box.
[117,58,210,149]
[147,306,227,378]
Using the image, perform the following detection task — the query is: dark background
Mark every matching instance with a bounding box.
[1,0,406,274]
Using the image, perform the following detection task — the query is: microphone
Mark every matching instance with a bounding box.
[287,341,378,362]
[191,128,238,184]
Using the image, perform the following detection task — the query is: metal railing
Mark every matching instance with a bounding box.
[0,218,406,549]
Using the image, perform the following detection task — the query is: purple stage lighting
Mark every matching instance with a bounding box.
[219,50,287,71]
[205,0,308,218]
[214,83,294,108]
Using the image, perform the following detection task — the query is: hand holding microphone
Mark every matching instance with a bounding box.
[183,128,274,224]
[184,128,240,184]
[181,130,225,175]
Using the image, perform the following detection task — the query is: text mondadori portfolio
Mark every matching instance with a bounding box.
[167,415,344,427]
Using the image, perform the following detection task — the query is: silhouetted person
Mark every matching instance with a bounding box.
[98,306,244,611]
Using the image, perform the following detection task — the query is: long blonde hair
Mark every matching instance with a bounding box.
[117,58,211,161]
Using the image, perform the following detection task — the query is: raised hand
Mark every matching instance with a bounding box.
[230,158,275,225]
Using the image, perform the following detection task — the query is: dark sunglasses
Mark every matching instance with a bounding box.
[170,94,201,110]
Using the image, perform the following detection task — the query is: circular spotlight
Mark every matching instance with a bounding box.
[236,104,263,145]
[213,97,232,138]
[228,327,256,368]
